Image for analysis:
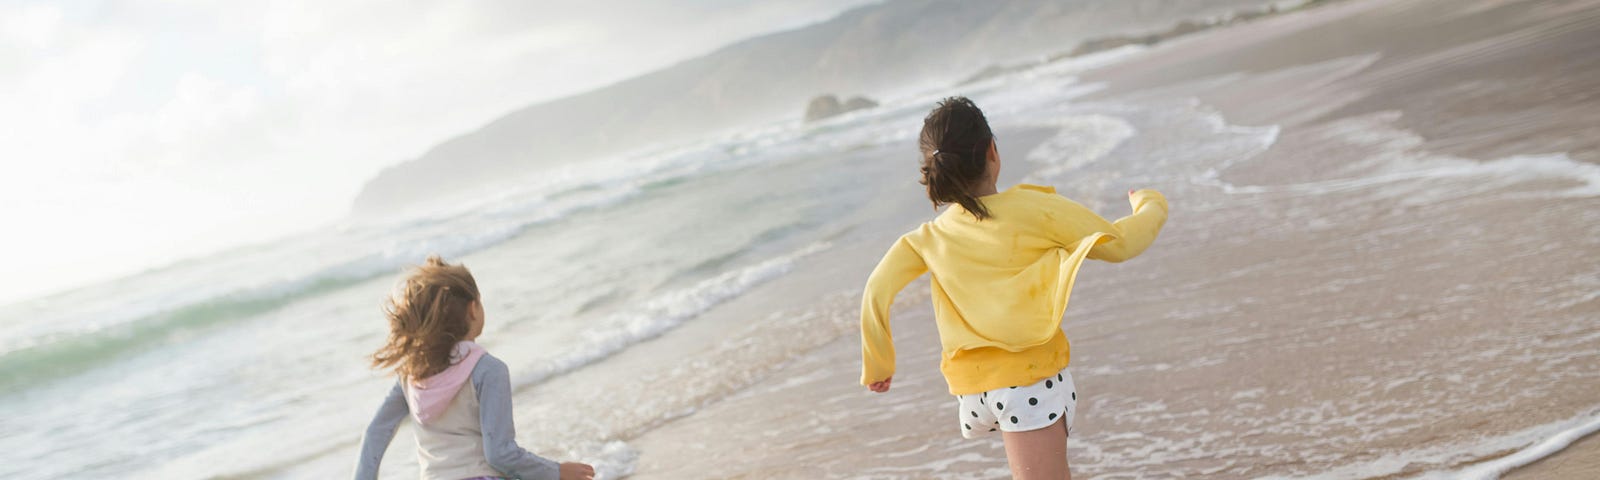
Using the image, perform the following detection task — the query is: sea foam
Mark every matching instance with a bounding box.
[1251,408,1600,480]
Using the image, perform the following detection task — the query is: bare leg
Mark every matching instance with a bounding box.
[1000,417,1070,480]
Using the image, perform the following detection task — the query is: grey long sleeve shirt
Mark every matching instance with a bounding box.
[353,354,559,480]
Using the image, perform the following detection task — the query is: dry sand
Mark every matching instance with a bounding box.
[623,0,1600,477]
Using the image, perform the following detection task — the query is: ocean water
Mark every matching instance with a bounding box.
[5,43,1599,479]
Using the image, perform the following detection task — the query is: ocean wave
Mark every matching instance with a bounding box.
[509,241,833,388]
[1192,111,1600,200]
[1254,407,1600,480]
[1207,151,1600,199]
[0,274,364,392]
[1021,115,1139,182]
[0,182,642,393]
[1429,409,1600,480]
[656,219,820,290]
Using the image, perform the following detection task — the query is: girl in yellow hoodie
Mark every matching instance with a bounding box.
[860,97,1168,479]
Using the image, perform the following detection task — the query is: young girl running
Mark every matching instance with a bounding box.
[354,255,594,480]
[859,97,1168,479]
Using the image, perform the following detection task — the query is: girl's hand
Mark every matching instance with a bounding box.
[868,376,893,393]
[559,462,595,480]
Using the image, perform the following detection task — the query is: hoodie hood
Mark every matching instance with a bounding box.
[402,340,486,425]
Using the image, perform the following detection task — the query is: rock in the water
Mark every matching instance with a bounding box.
[842,96,879,112]
[805,94,878,122]
[804,95,842,122]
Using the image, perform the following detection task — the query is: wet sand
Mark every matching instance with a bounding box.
[624,0,1600,478]
[1080,2,1600,474]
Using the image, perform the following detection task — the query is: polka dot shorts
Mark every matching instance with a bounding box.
[955,367,1076,439]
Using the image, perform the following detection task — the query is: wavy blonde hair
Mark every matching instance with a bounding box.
[370,255,480,381]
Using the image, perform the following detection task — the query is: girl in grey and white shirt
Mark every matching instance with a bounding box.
[354,255,594,480]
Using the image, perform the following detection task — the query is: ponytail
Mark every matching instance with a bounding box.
[918,97,995,220]
[922,149,991,219]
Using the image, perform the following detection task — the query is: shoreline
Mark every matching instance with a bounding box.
[1502,415,1600,479]
[1463,411,1600,479]
[624,0,1600,477]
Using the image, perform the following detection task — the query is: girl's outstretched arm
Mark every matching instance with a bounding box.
[860,234,929,389]
[353,382,407,480]
[1088,189,1168,262]
[472,354,565,480]
[1046,189,1169,263]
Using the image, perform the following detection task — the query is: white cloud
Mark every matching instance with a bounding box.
[1,3,61,47]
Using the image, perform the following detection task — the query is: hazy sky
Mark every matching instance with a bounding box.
[0,0,877,304]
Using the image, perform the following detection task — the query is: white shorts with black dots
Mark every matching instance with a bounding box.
[955,367,1077,439]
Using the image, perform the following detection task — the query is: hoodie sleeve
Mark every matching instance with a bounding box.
[472,355,561,480]
[860,233,928,386]
[353,381,407,480]
[1046,189,1169,263]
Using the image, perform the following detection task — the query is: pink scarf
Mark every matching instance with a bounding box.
[402,341,487,425]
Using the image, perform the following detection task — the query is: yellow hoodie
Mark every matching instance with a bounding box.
[860,184,1169,395]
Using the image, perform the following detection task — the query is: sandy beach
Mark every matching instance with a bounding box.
[621,0,1600,478]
